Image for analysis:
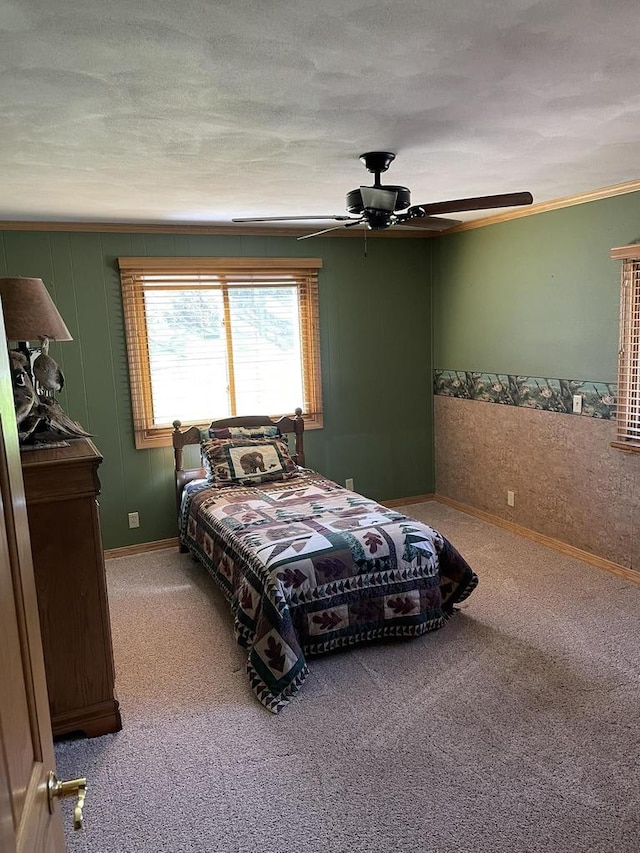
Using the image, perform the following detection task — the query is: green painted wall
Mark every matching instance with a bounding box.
[0,230,433,548]
[433,191,640,381]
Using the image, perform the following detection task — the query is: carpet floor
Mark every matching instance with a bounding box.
[55,502,640,853]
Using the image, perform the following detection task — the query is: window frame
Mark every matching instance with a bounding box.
[611,244,640,453]
[118,257,323,449]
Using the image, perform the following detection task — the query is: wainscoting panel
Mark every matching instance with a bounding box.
[435,395,639,572]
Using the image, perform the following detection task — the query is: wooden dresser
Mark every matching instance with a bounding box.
[21,438,122,738]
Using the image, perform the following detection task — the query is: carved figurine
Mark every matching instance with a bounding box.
[9,347,90,443]
[10,351,39,438]
[33,336,65,395]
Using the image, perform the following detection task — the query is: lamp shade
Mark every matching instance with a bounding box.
[0,277,72,342]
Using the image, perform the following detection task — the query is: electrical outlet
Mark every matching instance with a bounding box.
[128,511,140,529]
[572,394,583,414]
[507,490,515,507]
[345,478,354,491]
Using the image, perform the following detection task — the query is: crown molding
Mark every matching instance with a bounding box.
[0,219,435,238]
[2,177,639,237]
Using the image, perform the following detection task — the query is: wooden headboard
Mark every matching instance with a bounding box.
[171,408,305,510]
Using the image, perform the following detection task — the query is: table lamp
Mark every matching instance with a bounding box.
[0,276,89,442]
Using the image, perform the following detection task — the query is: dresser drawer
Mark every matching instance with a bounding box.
[22,456,100,502]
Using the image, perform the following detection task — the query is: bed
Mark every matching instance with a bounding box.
[172,410,478,713]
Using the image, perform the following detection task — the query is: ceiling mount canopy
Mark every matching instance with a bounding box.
[359,150,395,179]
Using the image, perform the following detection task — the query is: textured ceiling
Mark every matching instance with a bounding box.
[1,0,639,228]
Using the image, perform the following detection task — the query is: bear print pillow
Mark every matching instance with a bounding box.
[201,436,299,486]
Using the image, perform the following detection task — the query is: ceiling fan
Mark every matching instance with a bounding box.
[232,151,534,240]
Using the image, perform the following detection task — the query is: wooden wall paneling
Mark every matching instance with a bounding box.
[68,232,128,541]
[122,238,177,541]
[382,243,433,432]
[48,232,88,429]
[45,232,70,389]
[128,233,148,256]
[2,231,53,280]
[99,232,154,543]
[332,245,371,433]
[145,445,179,544]
[141,232,177,257]
[391,425,435,498]
[340,263,378,427]
[68,233,113,432]
[0,232,8,274]
[169,233,191,256]
[240,233,269,257]
[184,232,241,257]
[103,229,176,545]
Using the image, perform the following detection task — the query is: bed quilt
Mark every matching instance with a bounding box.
[179,471,478,713]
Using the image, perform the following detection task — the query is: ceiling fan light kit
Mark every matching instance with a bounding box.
[232,152,533,239]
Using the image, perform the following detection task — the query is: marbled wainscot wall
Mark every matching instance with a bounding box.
[434,372,640,572]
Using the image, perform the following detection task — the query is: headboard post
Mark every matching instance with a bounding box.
[172,420,184,473]
[172,420,207,534]
[293,407,305,467]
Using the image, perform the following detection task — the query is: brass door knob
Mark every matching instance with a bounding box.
[47,771,87,830]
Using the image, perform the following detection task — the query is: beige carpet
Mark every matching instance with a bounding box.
[55,502,640,853]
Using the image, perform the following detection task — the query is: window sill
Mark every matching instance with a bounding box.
[610,441,640,454]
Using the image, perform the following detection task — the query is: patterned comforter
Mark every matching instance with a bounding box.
[179,470,478,712]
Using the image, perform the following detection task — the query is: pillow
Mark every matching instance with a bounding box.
[208,424,280,440]
[201,436,298,485]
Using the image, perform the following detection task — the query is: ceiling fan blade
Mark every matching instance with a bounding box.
[360,186,398,212]
[232,215,360,223]
[395,216,462,231]
[410,191,533,217]
[296,220,365,240]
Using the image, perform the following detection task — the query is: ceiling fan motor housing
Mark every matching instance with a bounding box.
[346,185,411,216]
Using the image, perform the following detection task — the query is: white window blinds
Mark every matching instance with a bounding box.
[611,245,640,451]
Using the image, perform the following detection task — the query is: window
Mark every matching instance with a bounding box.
[118,257,323,449]
[611,245,640,452]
